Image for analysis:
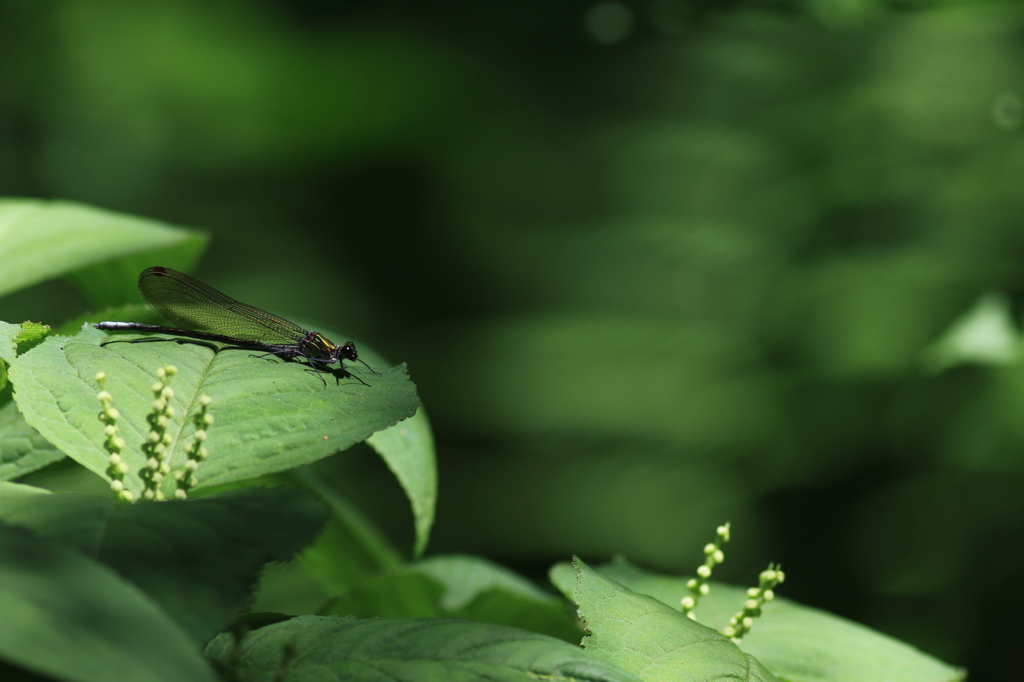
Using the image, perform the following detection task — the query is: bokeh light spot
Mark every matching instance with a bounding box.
[585,2,634,46]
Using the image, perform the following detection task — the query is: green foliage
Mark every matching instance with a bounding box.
[205,615,642,682]
[0,0,1001,675]
[319,554,583,643]
[562,557,778,682]
[0,200,205,305]
[366,407,437,558]
[0,401,63,481]
[0,521,218,682]
[9,328,418,495]
[550,558,965,682]
[0,486,328,645]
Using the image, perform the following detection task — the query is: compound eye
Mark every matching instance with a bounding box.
[343,341,358,359]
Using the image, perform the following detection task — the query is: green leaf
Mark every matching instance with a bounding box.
[418,554,565,611]
[0,488,115,554]
[320,571,446,618]
[569,557,778,682]
[319,554,583,643]
[0,481,50,498]
[0,199,206,304]
[0,522,217,682]
[0,486,328,644]
[577,558,964,682]
[293,471,404,593]
[0,321,20,367]
[415,554,581,641]
[66,237,206,309]
[0,322,53,398]
[205,615,643,682]
[366,406,437,558]
[9,328,419,497]
[0,401,64,481]
[12,322,50,347]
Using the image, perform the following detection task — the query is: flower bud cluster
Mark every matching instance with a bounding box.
[681,523,730,619]
[722,563,785,642]
[140,365,177,501]
[174,393,213,500]
[96,372,133,503]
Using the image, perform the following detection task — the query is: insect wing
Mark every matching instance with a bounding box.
[137,267,306,345]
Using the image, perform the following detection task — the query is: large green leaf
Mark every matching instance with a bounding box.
[9,327,419,497]
[551,558,963,682]
[0,401,64,481]
[0,324,63,480]
[0,481,50,498]
[0,522,217,682]
[293,469,404,593]
[366,406,437,558]
[562,557,777,682]
[205,615,642,682]
[0,486,328,644]
[320,554,582,643]
[0,199,206,304]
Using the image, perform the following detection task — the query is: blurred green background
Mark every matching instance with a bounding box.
[3,0,1023,676]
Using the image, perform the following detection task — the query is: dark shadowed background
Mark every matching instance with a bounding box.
[2,0,1022,677]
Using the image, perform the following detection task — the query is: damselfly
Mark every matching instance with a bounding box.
[94,267,376,385]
